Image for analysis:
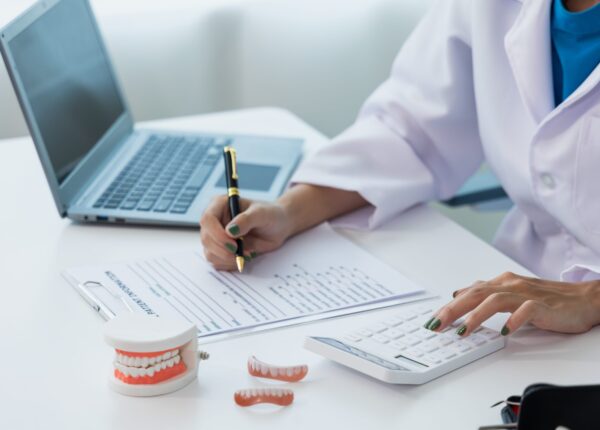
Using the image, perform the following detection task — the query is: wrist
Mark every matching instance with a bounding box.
[276,193,302,240]
[585,281,600,326]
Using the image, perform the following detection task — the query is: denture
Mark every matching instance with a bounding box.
[234,388,294,407]
[104,314,208,396]
[247,355,308,382]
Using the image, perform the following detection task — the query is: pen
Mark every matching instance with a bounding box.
[223,146,245,272]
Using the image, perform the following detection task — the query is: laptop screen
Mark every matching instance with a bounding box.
[9,0,125,184]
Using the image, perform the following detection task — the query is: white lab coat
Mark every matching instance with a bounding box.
[291,0,600,282]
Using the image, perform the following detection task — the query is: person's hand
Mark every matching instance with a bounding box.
[199,196,292,271]
[424,272,600,337]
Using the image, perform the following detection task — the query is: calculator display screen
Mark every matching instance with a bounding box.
[311,337,412,371]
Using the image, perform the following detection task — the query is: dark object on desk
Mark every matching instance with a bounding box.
[223,146,245,273]
[480,383,600,429]
[443,168,508,207]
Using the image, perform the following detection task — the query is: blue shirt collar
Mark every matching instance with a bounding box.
[553,0,600,35]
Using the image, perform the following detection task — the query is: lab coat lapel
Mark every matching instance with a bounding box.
[504,0,555,124]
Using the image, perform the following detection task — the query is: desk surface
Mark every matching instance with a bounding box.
[1,108,599,430]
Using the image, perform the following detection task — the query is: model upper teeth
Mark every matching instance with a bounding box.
[113,350,181,377]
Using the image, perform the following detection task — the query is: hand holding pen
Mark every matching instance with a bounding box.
[199,147,291,272]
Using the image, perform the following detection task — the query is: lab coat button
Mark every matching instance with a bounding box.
[540,173,556,189]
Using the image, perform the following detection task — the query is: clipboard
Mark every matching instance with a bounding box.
[64,269,436,345]
[63,224,437,344]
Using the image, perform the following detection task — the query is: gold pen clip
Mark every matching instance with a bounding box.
[224,146,238,180]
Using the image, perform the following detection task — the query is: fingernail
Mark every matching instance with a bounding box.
[501,325,510,336]
[428,318,441,331]
[456,325,467,336]
[452,290,459,298]
[228,224,240,236]
[244,255,251,262]
[225,243,236,254]
[423,317,434,329]
[250,251,258,259]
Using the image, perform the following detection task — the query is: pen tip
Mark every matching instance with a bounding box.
[236,256,245,273]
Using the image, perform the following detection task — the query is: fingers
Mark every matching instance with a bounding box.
[201,211,238,253]
[458,293,526,336]
[502,300,545,335]
[427,274,532,334]
[428,283,495,331]
[452,280,484,298]
[225,206,266,238]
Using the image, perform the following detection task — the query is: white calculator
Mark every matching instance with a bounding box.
[304,301,505,385]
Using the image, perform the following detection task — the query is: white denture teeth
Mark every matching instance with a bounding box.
[247,356,309,382]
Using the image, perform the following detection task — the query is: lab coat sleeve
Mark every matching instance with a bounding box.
[291,0,483,229]
[560,265,600,282]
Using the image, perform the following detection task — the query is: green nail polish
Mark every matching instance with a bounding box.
[225,243,236,253]
[456,325,467,336]
[423,317,434,329]
[250,251,258,259]
[244,255,251,262]
[501,325,510,336]
[228,224,240,236]
[428,318,441,331]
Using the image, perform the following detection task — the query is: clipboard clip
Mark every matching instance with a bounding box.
[76,280,134,320]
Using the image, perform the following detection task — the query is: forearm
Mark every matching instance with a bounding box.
[277,184,368,238]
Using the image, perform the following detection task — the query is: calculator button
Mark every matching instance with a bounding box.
[403,322,421,333]
[423,343,439,353]
[391,340,407,350]
[385,329,405,340]
[370,323,388,333]
[478,328,500,340]
[442,350,457,360]
[404,313,418,321]
[403,335,422,347]
[468,334,487,346]
[415,306,434,315]
[344,333,363,343]
[372,334,391,344]
[357,328,373,337]
[383,317,404,327]
[455,342,472,353]
[420,356,442,366]
[415,330,436,341]
[411,346,427,358]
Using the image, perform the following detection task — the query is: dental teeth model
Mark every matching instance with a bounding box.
[104,314,208,396]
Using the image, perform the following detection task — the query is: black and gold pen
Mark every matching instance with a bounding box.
[223,146,245,272]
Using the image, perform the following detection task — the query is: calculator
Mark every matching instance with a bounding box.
[304,301,505,385]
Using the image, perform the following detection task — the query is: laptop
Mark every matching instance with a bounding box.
[0,0,302,227]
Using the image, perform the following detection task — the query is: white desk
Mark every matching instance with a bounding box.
[1,108,599,430]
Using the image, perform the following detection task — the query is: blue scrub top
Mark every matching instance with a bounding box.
[551,0,600,105]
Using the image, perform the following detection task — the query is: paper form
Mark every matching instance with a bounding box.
[64,224,426,340]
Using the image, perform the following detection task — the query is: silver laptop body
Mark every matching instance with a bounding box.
[0,0,302,227]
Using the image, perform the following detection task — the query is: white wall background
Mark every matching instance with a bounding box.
[0,0,507,242]
[0,0,431,139]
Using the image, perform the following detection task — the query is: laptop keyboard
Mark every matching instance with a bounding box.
[93,134,225,214]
